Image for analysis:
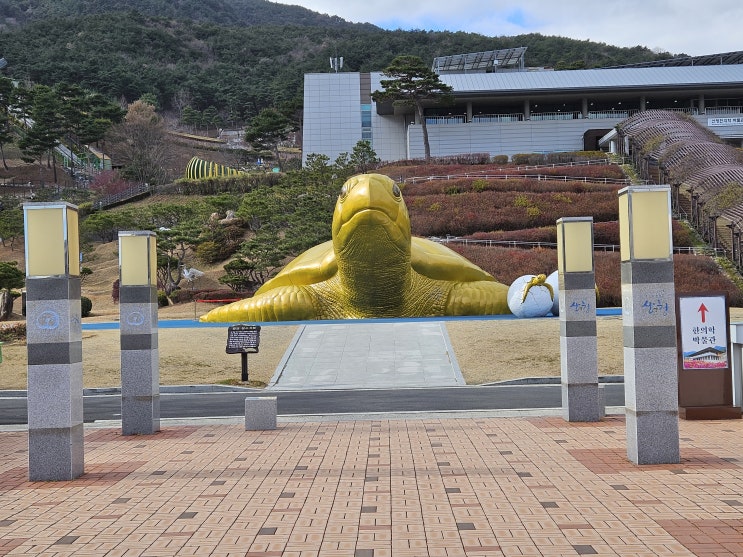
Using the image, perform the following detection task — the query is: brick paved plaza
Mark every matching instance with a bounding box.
[2,413,743,556]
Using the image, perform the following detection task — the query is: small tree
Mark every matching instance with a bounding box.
[218,258,261,292]
[0,205,24,250]
[106,99,169,185]
[0,261,24,320]
[236,230,286,286]
[244,107,292,170]
[17,85,63,182]
[349,140,380,173]
[303,153,333,184]
[0,76,15,170]
[372,55,454,162]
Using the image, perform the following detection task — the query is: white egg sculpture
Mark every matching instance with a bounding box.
[507,274,555,318]
[545,270,559,316]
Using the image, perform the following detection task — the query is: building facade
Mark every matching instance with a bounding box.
[303,61,743,164]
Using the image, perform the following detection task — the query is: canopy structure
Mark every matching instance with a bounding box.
[185,156,243,180]
[613,109,743,267]
[432,47,527,74]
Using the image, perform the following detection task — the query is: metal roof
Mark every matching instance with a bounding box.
[432,65,743,95]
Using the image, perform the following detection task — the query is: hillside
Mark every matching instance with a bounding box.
[0,0,377,29]
[0,2,675,120]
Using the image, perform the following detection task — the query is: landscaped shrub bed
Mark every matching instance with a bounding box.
[446,245,743,307]
[403,177,619,196]
[463,220,696,248]
[382,160,616,181]
[511,165,626,179]
[409,190,619,236]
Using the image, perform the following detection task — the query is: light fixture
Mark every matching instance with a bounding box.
[618,186,673,262]
[24,202,80,277]
[557,217,594,273]
[119,231,157,286]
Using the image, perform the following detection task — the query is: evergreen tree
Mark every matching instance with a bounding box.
[372,55,453,162]
[17,84,63,182]
[0,77,15,170]
[244,107,292,170]
[349,140,380,173]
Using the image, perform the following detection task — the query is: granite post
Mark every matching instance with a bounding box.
[557,217,601,422]
[619,185,680,464]
[119,231,160,435]
[24,202,83,481]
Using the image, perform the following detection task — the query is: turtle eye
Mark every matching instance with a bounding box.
[392,183,402,198]
[339,183,349,200]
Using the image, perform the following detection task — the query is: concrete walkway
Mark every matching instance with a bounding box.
[268,322,465,390]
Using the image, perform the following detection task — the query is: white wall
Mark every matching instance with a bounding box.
[406,118,618,159]
[303,73,362,164]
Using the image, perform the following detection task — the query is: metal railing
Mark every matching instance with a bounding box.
[425,115,466,125]
[421,107,738,125]
[430,236,725,256]
[403,173,630,186]
[706,106,743,115]
[587,110,638,119]
[95,183,154,209]
[471,113,524,123]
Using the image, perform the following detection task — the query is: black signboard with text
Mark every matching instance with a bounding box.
[226,325,260,354]
[226,325,261,381]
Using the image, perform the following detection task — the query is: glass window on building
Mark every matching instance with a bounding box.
[361,104,373,144]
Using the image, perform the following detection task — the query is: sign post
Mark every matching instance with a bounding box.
[226,325,261,382]
[677,292,740,419]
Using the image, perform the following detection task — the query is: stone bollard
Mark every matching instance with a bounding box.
[245,397,277,431]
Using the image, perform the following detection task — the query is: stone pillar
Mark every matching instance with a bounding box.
[618,185,680,465]
[640,96,646,111]
[24,202,83,481]
[557,217,600,422]
[523,99,530,120]
[118,231,160,435]
[466,102,473,123]
[698,94,705,114]
[581,98,588,118]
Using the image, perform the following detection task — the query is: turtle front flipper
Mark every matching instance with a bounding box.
[199,286,320,322]
[445,281,511,316]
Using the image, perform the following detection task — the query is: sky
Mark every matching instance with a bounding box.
[273,0,742,57]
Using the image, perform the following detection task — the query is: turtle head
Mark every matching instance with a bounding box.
[332,174,410,258]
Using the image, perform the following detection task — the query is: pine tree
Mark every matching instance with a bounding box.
[372,55,454,162]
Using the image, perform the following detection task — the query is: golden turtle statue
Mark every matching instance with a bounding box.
[200,173,510,322]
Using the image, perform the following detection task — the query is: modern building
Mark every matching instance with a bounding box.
[302,49,743,163]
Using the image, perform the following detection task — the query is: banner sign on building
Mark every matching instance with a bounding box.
[678,293,728,369]
[708,116,743,127]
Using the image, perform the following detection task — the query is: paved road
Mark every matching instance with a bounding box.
[0,383,625,425]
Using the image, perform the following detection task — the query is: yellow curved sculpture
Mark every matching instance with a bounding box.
[521,274,553,303]
[185,156,243,180]
[200,173,510,322]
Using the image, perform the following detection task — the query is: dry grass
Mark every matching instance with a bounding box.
[1,155,741,390]
[1,234,742,390]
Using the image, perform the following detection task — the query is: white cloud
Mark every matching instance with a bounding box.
[273,0,743,56]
